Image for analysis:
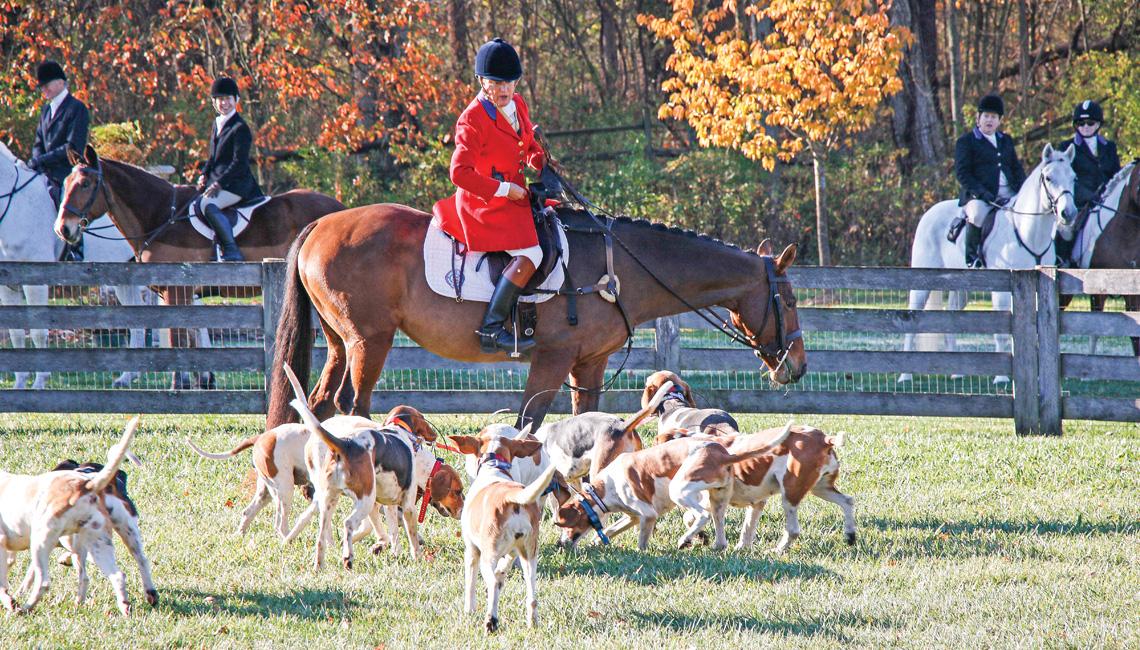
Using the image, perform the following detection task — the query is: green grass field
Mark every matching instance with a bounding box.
[0,412,1136,648]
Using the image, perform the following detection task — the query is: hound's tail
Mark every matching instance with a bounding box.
[284,362,351,457]
[86,416,140,493]
[506,464,559,506]
[725,420,794,464]
[183,434,260,460]
[826,431,848,449]
[619,380,676,450]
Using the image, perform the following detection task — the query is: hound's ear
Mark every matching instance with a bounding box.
[506,438,543,461]
[680,380,696,408]
[413,414,438,443]
[775,243,798,274]
[83,144,99,166]
[1041,142,1055,162]
[1063,143,1076,163]
[757,239,774,256]
[448,435,482,455]
[640,382,655,409]
[67,149,81,167]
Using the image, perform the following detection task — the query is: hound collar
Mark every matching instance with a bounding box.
[417,458,445,523]
[478,453,512,475]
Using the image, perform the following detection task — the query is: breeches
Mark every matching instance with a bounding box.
[198,189,241,212]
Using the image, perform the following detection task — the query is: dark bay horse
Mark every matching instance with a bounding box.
[265,204,807,430]
[53,144,346,386]
[1089,163,1140,355]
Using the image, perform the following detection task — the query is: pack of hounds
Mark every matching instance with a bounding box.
[0,369,855,633]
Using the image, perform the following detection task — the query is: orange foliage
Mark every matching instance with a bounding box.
[641,0,912,169]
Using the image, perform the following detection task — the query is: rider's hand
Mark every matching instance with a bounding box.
[27,156,41,171]
[195,175,206,191]
[506,183,528,201]
[205,182,220,198]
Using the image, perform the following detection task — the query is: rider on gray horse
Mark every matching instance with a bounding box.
[195,77,262,262]
[1053,100,1121,267]
[953,94,1027,268]
[29,60,89,261]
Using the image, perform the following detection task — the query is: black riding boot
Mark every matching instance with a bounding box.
[964,223,985,269]
[1054,235,1076,268]
[60,238,84,262]
[477,257,536,354]
[202,203,245,261]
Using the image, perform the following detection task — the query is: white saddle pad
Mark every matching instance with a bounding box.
[189,196,271,240]
[424,216,567,303]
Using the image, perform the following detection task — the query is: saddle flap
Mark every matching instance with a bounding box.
[189,195,271,240]
[478,209,564,294]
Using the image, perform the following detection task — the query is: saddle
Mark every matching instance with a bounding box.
[188,194,271,241]
[478,193,564,293]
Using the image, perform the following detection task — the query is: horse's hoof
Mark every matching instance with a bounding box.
[993,375,1010,385]
[897,373,913,384]
[950,374,965,380]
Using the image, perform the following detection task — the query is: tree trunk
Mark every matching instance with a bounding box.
[946,0,962,127]
[447,0,470,79]
[1018,0,1031,107]
[812,150,831,267]
[596,0,620,93]
[889,0,946,167]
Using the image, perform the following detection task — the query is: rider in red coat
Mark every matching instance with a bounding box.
[435,38,546,354]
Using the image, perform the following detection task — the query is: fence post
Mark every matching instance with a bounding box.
[261,259,287,407]
[1036,267,1063,435]
[1011,269,1041,435]
[655,315,680,371]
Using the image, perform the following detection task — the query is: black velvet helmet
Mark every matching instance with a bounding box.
[977,94,1005,117]
[210,76,240,98]
[1072,100,1104,124]
[474,38,522,82]
[35,61,66,87]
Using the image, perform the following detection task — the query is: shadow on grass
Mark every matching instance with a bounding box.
[547,545,834,586]
[162,587,356,620]
[867,515,1136,538]
[628,609,893,641]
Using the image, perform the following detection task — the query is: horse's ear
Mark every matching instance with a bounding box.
[67,149,81,167]
[757,239,774,256]
[775,243,798,274]
[1063,143,1076,162]
[1041,142,1055,162]
[83,143,99,166]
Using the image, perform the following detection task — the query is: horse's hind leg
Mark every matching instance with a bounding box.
[112,285,147,388]
[342,330,398,418]
[517,348,577,430]
[946,290,968,379]
[310,315,348,419]
[1126,296,1140,356]
[1087,294,1108,356]
[898,288,930,383]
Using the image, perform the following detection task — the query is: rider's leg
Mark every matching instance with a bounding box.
[199,191,244,261]
[477,245,541,354]
[963,199,990,268]
[1055,204,1090,267]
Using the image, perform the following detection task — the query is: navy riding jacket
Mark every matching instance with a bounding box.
[201,113,262,200]
[1059,134,1121,208]
[30,94,89,186]
[955,128,1027,206]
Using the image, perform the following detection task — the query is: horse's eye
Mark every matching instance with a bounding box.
[80,179,90,188]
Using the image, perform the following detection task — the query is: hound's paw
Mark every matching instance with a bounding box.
[845,532,857,546]
[342,556,353,570]
[484,615,499,634]
[145,589,159,606]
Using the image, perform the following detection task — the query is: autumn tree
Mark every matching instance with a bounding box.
[643,0,910,265]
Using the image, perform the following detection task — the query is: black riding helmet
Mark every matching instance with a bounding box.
[474,38,522,82]
[210,76,240,98]
[977,94,1005,117]
[35,61,66,87]
[1072,100,1104,124]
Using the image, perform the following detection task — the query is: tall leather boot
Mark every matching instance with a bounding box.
[477,256,537,354]
[1054,235,1075,268]
[202,203,245,261]
[963,223,985,269]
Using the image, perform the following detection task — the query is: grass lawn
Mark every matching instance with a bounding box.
[0,412,1136,648]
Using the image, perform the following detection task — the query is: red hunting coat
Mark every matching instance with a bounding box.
[435,93,546,251]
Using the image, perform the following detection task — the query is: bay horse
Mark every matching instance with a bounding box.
[1079,162,1140,355]
[264,203,807,431]
[53,144,345,387]
[898,144,1078,384]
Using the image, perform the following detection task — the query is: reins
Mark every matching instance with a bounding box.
[0,165,42,227]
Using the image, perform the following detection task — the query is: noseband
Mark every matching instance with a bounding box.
[63,164,108,229]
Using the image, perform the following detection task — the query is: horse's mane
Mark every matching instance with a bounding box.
[557,207,757,257]
[1101,160,1137,197]
[99,157,188,194]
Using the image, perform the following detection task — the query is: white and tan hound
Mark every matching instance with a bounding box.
[641,370,739,436]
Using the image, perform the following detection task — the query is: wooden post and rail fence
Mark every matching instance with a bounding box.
[0,261,1137,434]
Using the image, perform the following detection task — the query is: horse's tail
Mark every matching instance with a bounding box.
[265,220,320,429]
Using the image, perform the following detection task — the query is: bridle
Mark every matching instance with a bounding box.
[1001,166,1075,265]
[62,163,110,230]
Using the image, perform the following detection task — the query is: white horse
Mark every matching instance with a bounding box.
[0,142,55,388]
[899,143,1078,384]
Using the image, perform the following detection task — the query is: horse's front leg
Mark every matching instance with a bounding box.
[568,355,609,415]
[991,290,1012,385]
[516,347,576,431]
[4,285,52,389]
